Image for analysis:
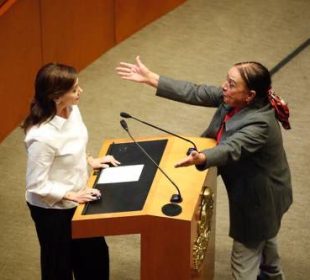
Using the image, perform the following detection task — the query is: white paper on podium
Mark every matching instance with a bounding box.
[97,164,144,184]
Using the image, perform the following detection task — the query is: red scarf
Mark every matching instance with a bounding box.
[268,89,291,130]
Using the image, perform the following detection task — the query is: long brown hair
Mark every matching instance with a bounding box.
[21,63,77,133]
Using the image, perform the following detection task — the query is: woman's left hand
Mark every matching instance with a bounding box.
[88,155,121,169]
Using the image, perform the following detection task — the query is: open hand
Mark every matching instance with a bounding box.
[175,150,206,168]
[116,56,159,87]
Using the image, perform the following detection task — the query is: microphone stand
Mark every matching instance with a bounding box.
[120,119,182,216]
[120,112,197,155]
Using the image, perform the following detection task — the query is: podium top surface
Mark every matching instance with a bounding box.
[72,135,216,223]
[82,139,168,215]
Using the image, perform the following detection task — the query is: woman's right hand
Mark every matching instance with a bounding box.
[64,188,101,204]
[116,56,159,87]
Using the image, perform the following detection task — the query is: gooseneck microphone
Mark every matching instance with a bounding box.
[120,119,182,216]
[120,112,197,155]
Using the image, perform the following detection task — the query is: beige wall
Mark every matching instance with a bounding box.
[0,0,185,142]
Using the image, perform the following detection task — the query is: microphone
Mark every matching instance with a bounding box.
[120,119,182,216]
[120,112,197,155]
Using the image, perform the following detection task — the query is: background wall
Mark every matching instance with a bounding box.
[0,0,41,142]
[0,0,185,142]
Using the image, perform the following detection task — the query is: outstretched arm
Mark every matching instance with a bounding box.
[116,56,160,88]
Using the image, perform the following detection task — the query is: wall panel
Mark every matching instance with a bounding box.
[0,0,42,141]
[115,0,186,43]
[0,0,186,142]
[40,0,115,71]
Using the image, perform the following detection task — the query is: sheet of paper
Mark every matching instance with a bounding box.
[97,164,144,184]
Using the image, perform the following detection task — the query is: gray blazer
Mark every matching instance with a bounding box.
[157,76,292,246]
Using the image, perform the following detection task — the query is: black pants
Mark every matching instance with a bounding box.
[27,203,109,280]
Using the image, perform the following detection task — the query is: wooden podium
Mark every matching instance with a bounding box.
[72,136,217,280]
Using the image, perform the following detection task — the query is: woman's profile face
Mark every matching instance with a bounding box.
[58,78,83,107]
[222,66,253,108]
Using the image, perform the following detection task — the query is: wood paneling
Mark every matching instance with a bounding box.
[40,0,115,71]
[115,0,186,42]
[0,0,186,142]
[0,0,41,141]
[0,0,16,16]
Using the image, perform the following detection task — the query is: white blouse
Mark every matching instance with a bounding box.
[25,105,89,209]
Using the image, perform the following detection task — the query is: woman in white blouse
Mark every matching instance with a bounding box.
[22,63,119,280]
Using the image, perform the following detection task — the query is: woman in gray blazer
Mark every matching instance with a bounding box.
[116,57,292,280]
